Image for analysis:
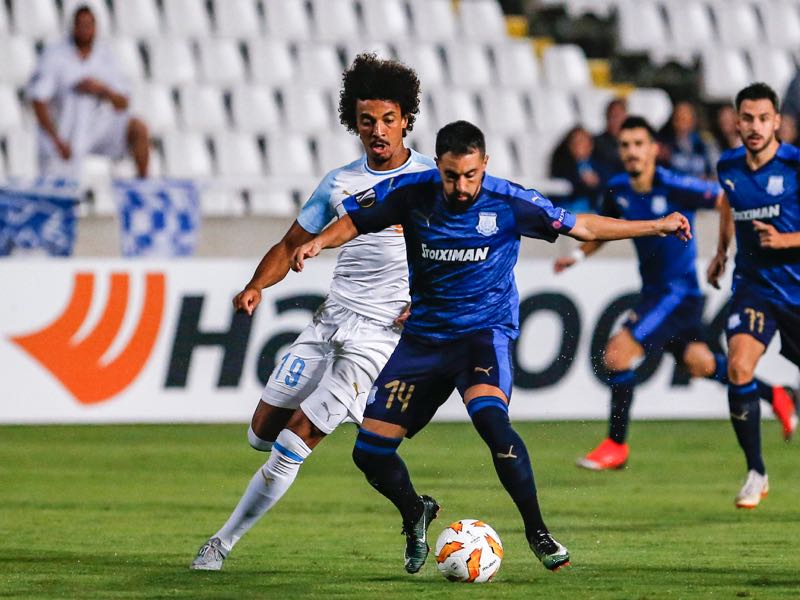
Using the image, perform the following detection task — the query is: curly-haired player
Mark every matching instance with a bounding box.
[190,54,434,570]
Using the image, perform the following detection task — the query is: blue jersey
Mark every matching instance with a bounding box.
[343,170,576,342]
[601,166,719,296]
[717,144,800,306]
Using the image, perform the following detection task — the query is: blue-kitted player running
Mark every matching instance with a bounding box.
[555,116,796,472]
[292,121,692,574]
[709,83,800,508]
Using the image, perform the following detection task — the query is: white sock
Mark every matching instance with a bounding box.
[214,429,312,550]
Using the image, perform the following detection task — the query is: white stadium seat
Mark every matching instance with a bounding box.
[0,86,24,132]
[230,85,281,133]
[213,131,264,178]
[759,1,800,49]
[662,0,714,52]
[484,135,518,180]
[163,0,212,38]
[177,85,229,132]
[263,0,312,40]
[701,48,752,102]
[296,43,344,89]
[161,131,213,179]
[112,0,160,37]
[443,42,494,89]
[111,38,145,84]
[616,0,668,53]
[542,44,592,90]
[361,0,411,40]
[213,0,262,37]
[573,87,616,135]
[247,39,295,87]
[626,87,673,130]
[196,38,246,86]
[309,0,360,43]
[280,86,334,133]
[493,40,541,89]
[394,42,448,88]
[748,47,796,101]
[479,89,532,136]
[514,130,567,181]
[5,129,38,178]
[530,88,578,135]
[0,36,37,87]
[0,2,9,34]
[457,0,508,41]
[341,42,395,67]
[408,0,458,42]
[265,132,316,179]
[428,88,481,126]
[710,1,762,49]
[315,133,363,175]
[147,38,197,85]
[411,92,437,139]
[10,0,60,39]
[130,83,178,134]
[249,189,298,217]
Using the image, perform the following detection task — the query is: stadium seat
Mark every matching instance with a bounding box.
[308,0,361,43]
[249,189,298,217]
[161,130,213,178]
[280,86,334,134]
[701,48,752,102]
[484,135,518,180]
[361,0,411,41]
[626,87,673,130]
[394,42,448,88]
[0,86,24,132]
[408,0,458,42]
[444,42,494,89]
[196,38,246,86]
[4,128,39,178]
[263,0,312,40]
[0,36,37,87]
[213,131,265,178]
[296,43,344,89]
[457,0,508,41]
[341,41,395,67]
[573,87,616,134]
[177,85,229,133]
[616,0,668,54]
[147,38,197,85]
[759,1,800,49]
[111,38,145,85]
[112,0,160,37]
[247,39,295,87]
[563,0,615,18]
[130,83,179,134]
[315,133,363,174]
[748,47,795,100]
[264,133,317,193]
[710,1,762,49]
[199,185,247,216]
[428,87,481,127]
[213,0,262,37]
[541,44,592,90]
[479,89,532,136]
[10,0,60,39]
[229,85,281,134]
[411,92,437,139]
[493,40,541,89]
[0,2,8,34]
[163,0,212,38]
[529,88,578,135]
[514,130,571,187]
[662,0,714,53]
[408,131,436,157]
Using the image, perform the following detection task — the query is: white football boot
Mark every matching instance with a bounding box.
[734,470,769,509]
[190,537,228,570]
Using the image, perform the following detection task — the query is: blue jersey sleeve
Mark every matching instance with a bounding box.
[296,170,338,234]
[510,188,576,241]
[662,170,720,210]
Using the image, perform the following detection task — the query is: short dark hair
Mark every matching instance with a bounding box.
[606,97,626,117]
[620,115,656,139]
[338,53,421,135]
[735,82,780,112]
[435,121,486,157]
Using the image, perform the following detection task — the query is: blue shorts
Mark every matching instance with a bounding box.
[623,292,705,357]
[363,329,514,438]
[726,288,800,367]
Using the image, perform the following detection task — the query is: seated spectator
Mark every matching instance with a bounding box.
[711,105,742,152]
[782,68,800,141]
[549,126,603,213]
[778,113,797,145]
[591,97,627,181]
[657,101,714,179]
[26,2,150,179]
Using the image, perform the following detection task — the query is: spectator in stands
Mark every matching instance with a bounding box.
[549,126,603,212]
[26,2,150,179]
[782,70,800,144]
[657,101,715,179]
[591,97,627,181]
[711,105,742,152]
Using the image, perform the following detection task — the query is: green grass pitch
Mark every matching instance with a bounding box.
[2,420,798,599]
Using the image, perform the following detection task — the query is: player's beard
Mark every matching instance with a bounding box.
[745,133,774,156]
[444,190,476,212]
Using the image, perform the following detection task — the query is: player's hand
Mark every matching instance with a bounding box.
[232,286,261,316]
[658,212,692,241]
[54,137,71,160]
[74,77,108,98]
[753,220,786,249]
[553,256,576,273]
[291,239,322,272]
[393,302,411,327]
[706,252,727,289]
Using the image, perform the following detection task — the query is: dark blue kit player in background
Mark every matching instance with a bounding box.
[292,121,692,575]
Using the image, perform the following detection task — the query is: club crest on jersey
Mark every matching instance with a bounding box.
[354,188,376,207]
[728,313,742,330]
[766,176,784,196]
[651,195,667,215]
[476,212,499,236]
[616,196,629,209]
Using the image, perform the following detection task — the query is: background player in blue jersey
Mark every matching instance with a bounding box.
[191,55,436,570]
[708,83,800,509]
[555,116,796,472]
[291,121,692,574]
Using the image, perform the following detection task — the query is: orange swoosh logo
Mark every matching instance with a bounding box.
[11,272,165,404]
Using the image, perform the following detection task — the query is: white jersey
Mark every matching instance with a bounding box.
[297,149,436,324]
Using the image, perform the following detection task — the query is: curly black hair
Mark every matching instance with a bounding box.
[338,53,421,136]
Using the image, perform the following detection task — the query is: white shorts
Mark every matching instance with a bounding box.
[262,298,400,435]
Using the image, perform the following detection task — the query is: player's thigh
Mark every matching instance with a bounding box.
[604,327,645,371]
[681,342,716,378]
[250,400,295,440]
[454,329,514,403]
[726,291,777,382]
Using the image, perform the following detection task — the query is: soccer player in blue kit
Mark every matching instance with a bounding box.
[555,116,796,471]
[708,83,800,508]
[292,121,692,573]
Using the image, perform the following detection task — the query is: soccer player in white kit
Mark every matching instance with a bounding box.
[26,2,150,178]
[190,54,435,570]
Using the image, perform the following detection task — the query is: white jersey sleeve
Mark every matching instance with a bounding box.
[296,163,351,234]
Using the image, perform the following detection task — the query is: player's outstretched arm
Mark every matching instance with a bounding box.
[291,215,360,272]
[233,221,315,315]
[707,193,733,290]
[567,212,691,243]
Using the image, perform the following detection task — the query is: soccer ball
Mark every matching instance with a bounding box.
[434,519,503,583]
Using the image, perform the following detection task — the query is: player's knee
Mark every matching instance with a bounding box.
[727,355,755,384]
[128,117,149,142]
[352,428,401,473]
[603,347,629,372]
[468,397,515,450]
[247,424,274,452]
[265,429,311,477]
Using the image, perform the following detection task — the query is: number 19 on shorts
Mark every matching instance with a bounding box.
[275,353,306,387]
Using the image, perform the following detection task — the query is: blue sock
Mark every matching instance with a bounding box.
[711,353,774,404]
[352,429,422,524]
[468,396,547,538]
[608,370,635,444]
[728,381,765,475]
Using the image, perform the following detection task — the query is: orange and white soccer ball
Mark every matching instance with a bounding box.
[434,519,503,583]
